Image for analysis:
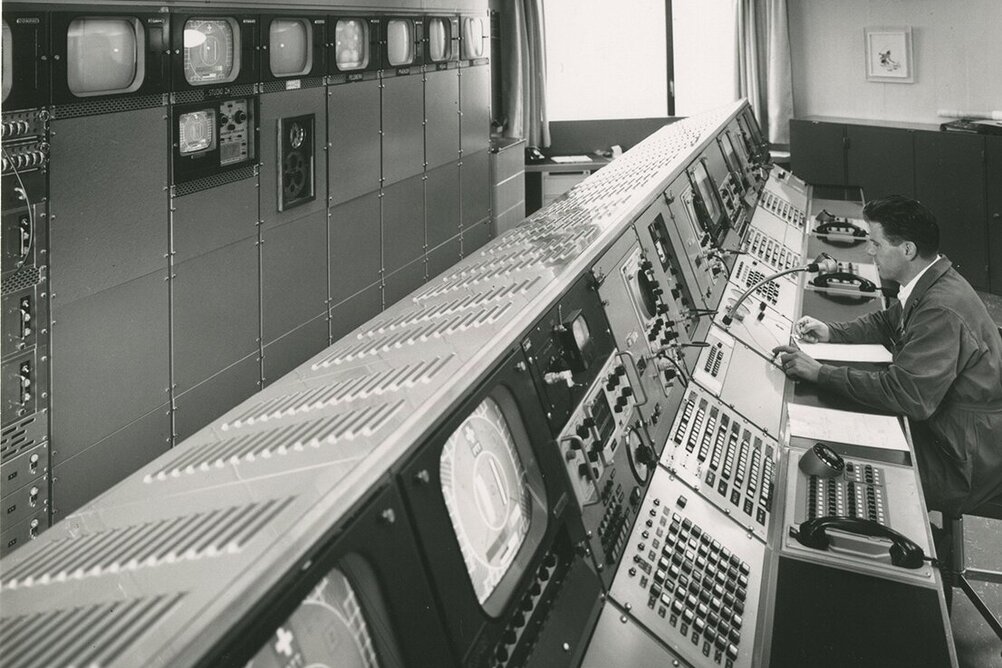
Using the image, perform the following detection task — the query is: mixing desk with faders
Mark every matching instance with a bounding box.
[0,99,957,667]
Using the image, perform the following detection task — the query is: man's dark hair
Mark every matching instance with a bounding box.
[862,195,940,258]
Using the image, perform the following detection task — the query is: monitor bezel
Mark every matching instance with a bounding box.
[382,15,425,70]
[327,14,381,75]
[2,9,50,110]
[687,157,729,245]
[51,10,170,104]
[459,14,488,62]
[197,484,455,668]
[259,14,326,82]
[398,348,560,661]
[424,15,459,64]
[169,11,260,91]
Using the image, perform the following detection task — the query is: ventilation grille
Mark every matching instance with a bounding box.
[53,94,166,119]
[1,413,46,463]
[2,266,41,296]
[261,77,324,94]
[171,84,256,106]
[313,304,513,367]
[223,357,451,429]
[146,402,403,481]
[2,498,294,589]
[173,165,257,198]
[0,593,185,668]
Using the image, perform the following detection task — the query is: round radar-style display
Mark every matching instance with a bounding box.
[440,397,532,605]
[247,568,381,668]
[571,315,591,351]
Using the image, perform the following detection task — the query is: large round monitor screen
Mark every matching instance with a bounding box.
[440,397,532,605]
[246,568,381,668]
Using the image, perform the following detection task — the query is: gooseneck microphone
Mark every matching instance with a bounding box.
[720,252,838,326]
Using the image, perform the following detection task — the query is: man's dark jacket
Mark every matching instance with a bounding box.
[816,256,1002,515]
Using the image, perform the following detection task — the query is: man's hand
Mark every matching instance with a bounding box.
[793,316,830,343]
[772,345,823,382]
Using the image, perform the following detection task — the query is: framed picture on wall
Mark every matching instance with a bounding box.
[865,27,914,83]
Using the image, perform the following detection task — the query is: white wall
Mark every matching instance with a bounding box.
[789,0,1002,124]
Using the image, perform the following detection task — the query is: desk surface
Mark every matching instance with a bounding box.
[524,154,612,173]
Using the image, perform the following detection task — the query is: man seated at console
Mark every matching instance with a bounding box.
[773,195,1002,516]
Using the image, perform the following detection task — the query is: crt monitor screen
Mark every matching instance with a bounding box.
[2,20,12,102]
[440,395,534,606]
[178,109,217,155]
[245,566,382,668]
[692,161,724,233]
[386,19,414,66]
[66,17,145,97]
[428,18,451,62]
[335,19,368,70]
[183,18,240,85]
[269,19,311,77]
[461,17,485,60]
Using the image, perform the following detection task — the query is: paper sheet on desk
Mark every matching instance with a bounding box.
[786,404,910,452]
[797,342,893,363]
[550,155,591,163]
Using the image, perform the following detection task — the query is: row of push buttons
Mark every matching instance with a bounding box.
[633,497,751,665]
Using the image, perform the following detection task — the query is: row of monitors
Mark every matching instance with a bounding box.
[3,8,490,110]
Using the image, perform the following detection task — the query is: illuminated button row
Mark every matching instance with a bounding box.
[758,190,805,229]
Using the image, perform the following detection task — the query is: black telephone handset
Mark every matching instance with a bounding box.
[815,219,868,238]
[811,271,878,293]
[792,516,926,569]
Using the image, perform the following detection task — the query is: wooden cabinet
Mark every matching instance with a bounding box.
[846,125,916,199]
[987,136,1002,295]
[914,131,988,290]
[790,119,845,185]
[790,116,998,294]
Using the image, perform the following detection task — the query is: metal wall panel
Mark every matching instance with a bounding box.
[382,174,426,273]
[383,257,426,306]
[49,108,168,306]
[460,148,490,230]
[261,210,327,344]
[789,119,845,185]
[426,160,460,249]
[260,87,328,230]
[462,217,491,256]
[50,271,169,463]
[460,65,490,155]
[172,178,258,265]
[173,354,261,443]
[329,80,381,205]
[330,283,382,342]
[172,238,260,393]
[846,125,915,199]
[427,236,462,279]
[382,75,425,187]
[425,69,460,171]
[50,403,170,520]
[330,192,382,305]
[262,315,328,387]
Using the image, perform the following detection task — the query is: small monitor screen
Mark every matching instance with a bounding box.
[66,17,145,97]
[461,17,484,60]
[386,19,413,66]
[245,567,381,668]
[693,162,722,226]
[178,109,217,155]
[269,19,311,77]
[2,21,12,102]
[440,396,532,605]
[335,19,368,71]
[428,18,451,62]
[183,18,239,85]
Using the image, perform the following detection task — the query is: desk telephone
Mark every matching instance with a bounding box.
[814,210,868,245]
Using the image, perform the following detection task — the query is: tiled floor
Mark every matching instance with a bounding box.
[951,291,1002,667]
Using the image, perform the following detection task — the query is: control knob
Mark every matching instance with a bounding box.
[233,109,247,124]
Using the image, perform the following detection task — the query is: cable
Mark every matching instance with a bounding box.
[2,146,35,267]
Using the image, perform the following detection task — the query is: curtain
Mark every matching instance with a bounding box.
[735,0,794,145]
[502,0,550,148]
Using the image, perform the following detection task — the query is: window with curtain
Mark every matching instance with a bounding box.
[672,0,738,116]
[543,0,672,121]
